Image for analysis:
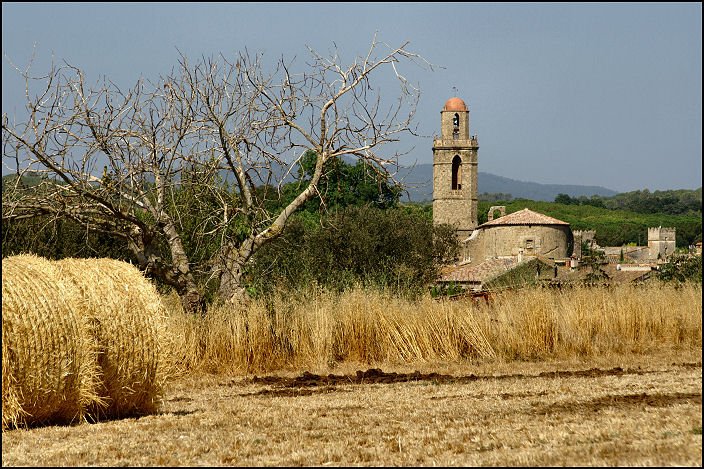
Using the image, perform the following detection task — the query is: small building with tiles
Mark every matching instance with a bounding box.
[460,207,574,264]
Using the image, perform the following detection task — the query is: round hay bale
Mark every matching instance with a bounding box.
[2,254,102,430]
[53,258,171,419]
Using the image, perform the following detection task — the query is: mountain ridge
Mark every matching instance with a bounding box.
[396,163,618,202]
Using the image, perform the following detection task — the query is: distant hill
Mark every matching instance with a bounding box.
[396,164,619,202]
[1,163,620,204]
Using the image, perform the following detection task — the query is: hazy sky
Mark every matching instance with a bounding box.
[2,2,701,192]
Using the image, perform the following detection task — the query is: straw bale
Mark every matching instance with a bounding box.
[2,254,102,429]
[54,258,171,419]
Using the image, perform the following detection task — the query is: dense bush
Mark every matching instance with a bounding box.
[657,255,702,284]
[245,205,458,297]
[2,216,130,261]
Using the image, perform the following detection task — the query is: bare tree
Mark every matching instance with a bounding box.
[2,37,426,314]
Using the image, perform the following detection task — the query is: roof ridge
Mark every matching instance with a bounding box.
[479,207,569,227]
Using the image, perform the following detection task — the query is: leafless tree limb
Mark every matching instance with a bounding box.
[2,36,427,313]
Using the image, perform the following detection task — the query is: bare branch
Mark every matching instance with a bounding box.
[2,35,428,311]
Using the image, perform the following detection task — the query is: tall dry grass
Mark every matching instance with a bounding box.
[164,283,702,374]
[479,284,701,359]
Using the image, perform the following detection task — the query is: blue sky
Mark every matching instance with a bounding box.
[2,2,701,192]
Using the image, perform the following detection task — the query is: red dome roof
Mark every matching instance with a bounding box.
[443,97,468,112]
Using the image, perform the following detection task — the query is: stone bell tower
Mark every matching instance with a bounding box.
[432,97,479,240]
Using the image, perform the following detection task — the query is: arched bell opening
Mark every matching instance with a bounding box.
[451,155,462,190]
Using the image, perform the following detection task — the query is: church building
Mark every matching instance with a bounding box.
[432,97,573,267]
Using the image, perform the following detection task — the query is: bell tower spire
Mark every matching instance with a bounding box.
[432,96,479,239]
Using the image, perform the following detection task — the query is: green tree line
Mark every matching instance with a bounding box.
[554,187,702,216]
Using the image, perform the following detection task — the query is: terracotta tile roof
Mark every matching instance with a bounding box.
[602,246,648,256]
[439,257,520,283]
[553,263,653,284]
[604,264,653,283]
[480,208,570,227]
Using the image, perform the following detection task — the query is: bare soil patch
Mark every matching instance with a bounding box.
[2,351,701,466]
[246,364,674,388]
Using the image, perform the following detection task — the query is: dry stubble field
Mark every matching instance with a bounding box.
[2,350,701,466]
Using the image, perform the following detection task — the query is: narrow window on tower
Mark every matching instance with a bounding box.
[453,113,460,139]
[452,155,462,190]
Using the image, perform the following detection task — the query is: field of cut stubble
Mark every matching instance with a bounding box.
[3,283,702,466]
[2,351,701,466]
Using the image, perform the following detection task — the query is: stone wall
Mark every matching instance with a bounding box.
[464,224,573,263]
[573,229,597,258]
[432,144,478,236]
[648,226,676,260]
[440,107,471,140]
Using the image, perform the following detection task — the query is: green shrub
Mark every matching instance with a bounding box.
[246,206,458,297]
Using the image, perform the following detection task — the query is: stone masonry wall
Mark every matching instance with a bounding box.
[465,225,573,263]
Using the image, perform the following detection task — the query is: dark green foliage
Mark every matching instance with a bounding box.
[605,188,702,215]
[554,193,606,208]
[274,151,402,214]
[657,255,702,283]
[2,216,129,261]
[580,196,606,209]
[5,161,701,303]
[1,172,45,190]
[581,247,610,284]
[2,159,414,300]
[2,173,130,260]
[396,202,433,222]
[429,282,464,298]
[554,193,575,205]
[246,205,458,297]
[554,188,702,215]
[479,192,514,202]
